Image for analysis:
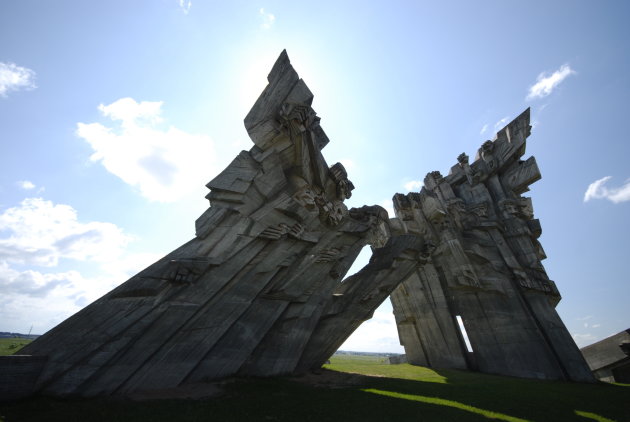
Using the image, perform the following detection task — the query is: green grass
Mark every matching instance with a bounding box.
[1,354,629,422]
[325,355,630,422]
[0,338,32,356]
[325,354,448,383]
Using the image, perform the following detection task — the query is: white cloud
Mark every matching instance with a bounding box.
[479,124,488,135]
[527,64,575,100]
[572,332,597,348]
[339,158,356,172]
[0,263,127,333]
[259,8,275,29]
[0,262,78,298]
[404,180,422,192]
[0,267,89,333]
[494,116,510,131]
[0,62,36,97]
[584,176,630,203]
[0,197,131,267]
[76,97,216,202]
[17,180,36,190]
[178,0,191,14]
[98,97,163,126]
[379,199,396,219]
[576,315,593,321]
[0,196,166,334]
[340,303,403,353]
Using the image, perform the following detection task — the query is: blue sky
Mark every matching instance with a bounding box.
[0,1,628,352]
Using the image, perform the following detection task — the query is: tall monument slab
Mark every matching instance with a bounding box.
[389,110,594,382]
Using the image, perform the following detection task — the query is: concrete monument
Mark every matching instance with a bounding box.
[18,51,425,397]
[11,52,594,400]
[389,110,594,382]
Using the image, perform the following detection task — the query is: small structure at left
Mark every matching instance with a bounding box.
[6,50,424,399]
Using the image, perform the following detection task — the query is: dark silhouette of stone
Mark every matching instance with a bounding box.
[389,110,594,382]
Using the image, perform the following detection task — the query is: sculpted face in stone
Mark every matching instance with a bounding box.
[290,175,318,210]
[482,140,494,154]
[294,185,317,210]
[471,202,488,218]
[518,197,534,220]
[330,162,355,200]
[480,140,496,169]
[501,199,519,217]
[324,200,348,226]
[336,179,354,200]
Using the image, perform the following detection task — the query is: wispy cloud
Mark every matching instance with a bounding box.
[0,262,79,298]
[404,180,422,192]
[379,199,395,219]
[259,8,275,29]
[339,158,356,172]
[0,62,36,97]
[527,64,575,101]
[584,176,630,203]
[479,124,488,135]
[0,196,162,333]
[76,97,217,202]
[340,305,403,353]
[494,116,510,131]
[572,332,597,348]
[0,196,129,324]
[17,180,36,190]
[0,197,131,267]
[178,0,191,14]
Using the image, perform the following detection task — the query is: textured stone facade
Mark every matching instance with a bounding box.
[389,110,594,382]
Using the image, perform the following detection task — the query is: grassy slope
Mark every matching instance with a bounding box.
[0,338,32,356]
[325,355,630,422]
[1,354,628,422]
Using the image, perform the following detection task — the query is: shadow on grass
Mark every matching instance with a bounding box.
[320,364,629,422]
[1,368,629,422]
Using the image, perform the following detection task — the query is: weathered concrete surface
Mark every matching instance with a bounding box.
[390,110,595,382]
[0,355,47,401]
[17,50,423,398]
[581,329,630,383]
